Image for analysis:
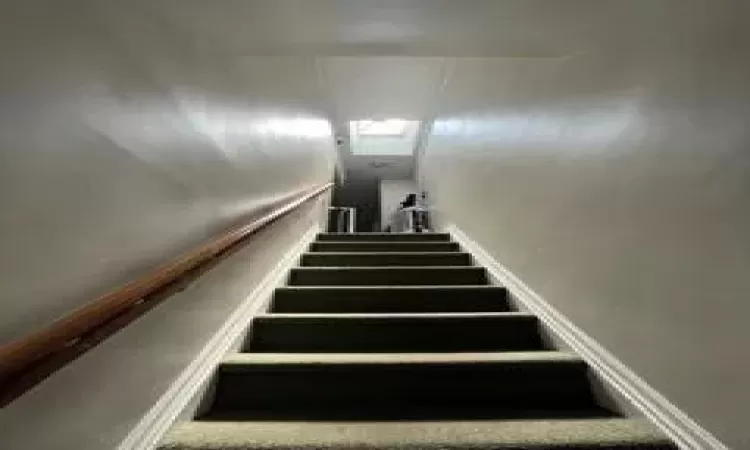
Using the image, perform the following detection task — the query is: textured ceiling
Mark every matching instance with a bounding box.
[131,0,737,58]
[87,0,747,180]
[320,57,448,121]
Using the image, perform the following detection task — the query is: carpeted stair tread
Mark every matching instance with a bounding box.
[271,286,511,313]
[159,417,676,449]
[311,241,460,252]
[254,312,529,319]
[221,350,580,366]
[301,251,472,267]
[317,232,451,242]
[288,266,488,286]
[209,352,600,413]
[157,230,678,450]
[247,312,545,352]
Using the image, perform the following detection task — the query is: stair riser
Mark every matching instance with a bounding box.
[288,268,487,286]
[301,252,472,267]
[248,317,545,352]
[311,242,460,252]
[317,233,451,242]
[212,362,595,412]
[271,287,511,313]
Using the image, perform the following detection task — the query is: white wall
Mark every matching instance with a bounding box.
[380,180,417,230]
[0,2,336,345]
[420,8,750,448]
[0,199,328,450]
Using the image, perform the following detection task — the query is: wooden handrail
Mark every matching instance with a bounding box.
[0,182,332,403]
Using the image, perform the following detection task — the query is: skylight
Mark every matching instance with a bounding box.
[352,119,411,136]
[349,119,420,156]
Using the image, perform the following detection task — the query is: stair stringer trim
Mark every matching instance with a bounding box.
[447,224,728,450]
[117,225,320,450]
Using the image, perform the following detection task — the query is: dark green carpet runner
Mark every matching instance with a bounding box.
[159,233,675,449]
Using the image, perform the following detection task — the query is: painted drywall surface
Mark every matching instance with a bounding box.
[0,2,336,345]
[380,180,418,230]
[0,198,327,450]
[421,25,750,450]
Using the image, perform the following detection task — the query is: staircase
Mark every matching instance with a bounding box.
[159,233,676,449]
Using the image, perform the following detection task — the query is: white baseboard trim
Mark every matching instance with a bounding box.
[447,224,727,450]
[117,225,319,450]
